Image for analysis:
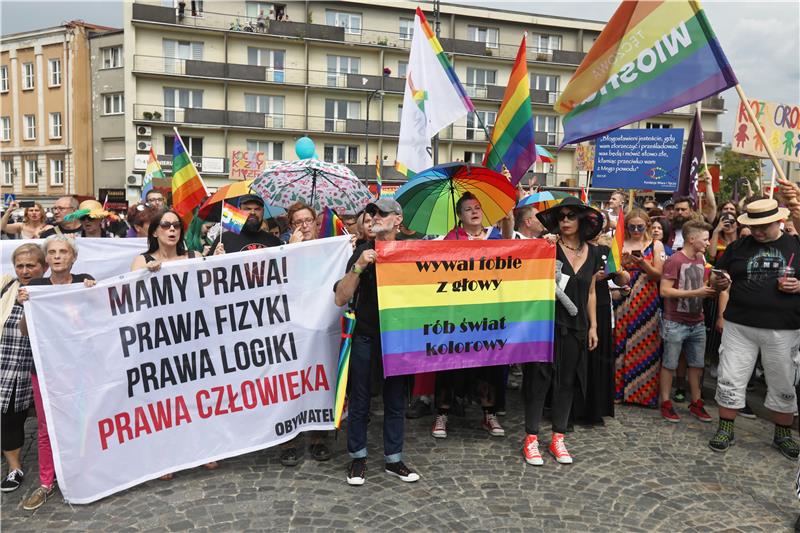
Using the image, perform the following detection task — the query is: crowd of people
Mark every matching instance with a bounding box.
[1,177,800,505]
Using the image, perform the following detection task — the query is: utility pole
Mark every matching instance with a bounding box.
[432,0,440,166]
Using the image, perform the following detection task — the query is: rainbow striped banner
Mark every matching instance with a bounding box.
[375,240,555,376]
[483,34,536,186]
[555,0,737,146]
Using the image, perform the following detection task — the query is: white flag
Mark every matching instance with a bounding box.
[396,7,474,176]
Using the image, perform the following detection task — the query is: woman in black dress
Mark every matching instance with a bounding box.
[521,197,604,466]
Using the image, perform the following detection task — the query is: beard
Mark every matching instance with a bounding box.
[243,215,262,233]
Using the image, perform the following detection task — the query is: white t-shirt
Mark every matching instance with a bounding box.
[673,229,684,250]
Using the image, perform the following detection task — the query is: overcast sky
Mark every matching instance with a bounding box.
[1,0,797,143]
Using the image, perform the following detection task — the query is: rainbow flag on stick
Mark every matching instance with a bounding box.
[606,208,625,274]
[483,34,536,186]
[141,148,164,201]
[172,128,209,228]
[375,156,382,199]
[375,240,555,376]
[318,207,347,238]
[555,0,737,146]
[333,310,356,429]
[221,202,247,234]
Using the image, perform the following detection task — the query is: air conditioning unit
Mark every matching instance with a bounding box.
[136,125,152,137]
[127,174,142,186]
[137,140,152,152]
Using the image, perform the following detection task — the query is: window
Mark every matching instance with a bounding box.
[531,74,560,104]
[326,10,361,35]
[50,159,64,186]
[163,39,203,73]
[326,55,360,87]
[466,110,496,141]
[23,62,34,89]
[2,160,12,186]
[646,122,673,129]
[324,99,360,132]
[246,139,283,160]
[24,115,36,140]
[247,47,285,82]
[48,58,61,86]
[399,18,414,40]
[468,25,499,49]
[0,117,9,141]
[531,34,562,54]
[25,159,38,186]
[324,144,358,164]
[103,93,124,115]
[465,67,496,98]
[244,93,285,127]
[163,87,203,121]
[464,151,483,164]
[398,61,408,78]
[49,112,62,138]
[0,66,7,92]
[246,1,281,20]
[533,114,558,145]
[164,135,203,156]
[101,46,123,69]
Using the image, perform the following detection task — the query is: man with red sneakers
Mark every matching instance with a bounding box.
[659,220,725,423]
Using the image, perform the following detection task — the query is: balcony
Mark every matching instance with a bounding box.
[551,50,587,65]
[701,97,725,112]
[133,55,306,85]
[704,130,723,144]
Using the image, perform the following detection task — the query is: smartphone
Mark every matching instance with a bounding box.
[631,250,643,258]
[711,268,726,276]
[19,200,35,208]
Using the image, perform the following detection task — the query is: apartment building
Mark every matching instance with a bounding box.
[0,21,119,204]
[124,0,726,195]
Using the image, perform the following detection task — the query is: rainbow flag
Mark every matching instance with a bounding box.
[555,1,737,146]
[221,202,247,234]
[375,240,555,376]
[375,156,382,199]
[318,207,346,238]
[172,129,208,228]
[483,34,536,186]
[333,310,356,429]
[606,208,625,274]
[141,147,164,201]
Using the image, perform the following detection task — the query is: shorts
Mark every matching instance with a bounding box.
[715,321,800,413]
[661,319,706,370]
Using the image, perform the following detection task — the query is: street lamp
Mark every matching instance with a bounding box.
[364,67,391,183]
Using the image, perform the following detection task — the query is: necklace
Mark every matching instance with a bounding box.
[559,238,584,255]
[466,227,485,239]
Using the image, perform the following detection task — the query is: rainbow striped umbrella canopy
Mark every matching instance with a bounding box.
[516,190,571,212]
[535,145,556,163]
[395,163,517,236]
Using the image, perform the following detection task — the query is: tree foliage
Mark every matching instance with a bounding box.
[716,146,762,202]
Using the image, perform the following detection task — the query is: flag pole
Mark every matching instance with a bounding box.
[474,111,512,173]
[734,84,788,190]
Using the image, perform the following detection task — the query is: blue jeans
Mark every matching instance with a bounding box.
[347,335,405,463]
[662,319,706,370]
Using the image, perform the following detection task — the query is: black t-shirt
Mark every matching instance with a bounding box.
[212,229,282,254]
[341,241,380,339]
[39,224,83,239]
[716,233,800,329]
[556,244,603,335]
[396,231,426,241]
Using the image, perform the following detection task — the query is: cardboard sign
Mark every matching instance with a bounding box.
[732,99,800,163]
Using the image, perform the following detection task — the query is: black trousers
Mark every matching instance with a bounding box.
[1,386,28,451]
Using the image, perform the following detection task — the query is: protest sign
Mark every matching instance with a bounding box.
[592,129,684,191]
[375,240,555,376]
[24,237,351,503]
[575,143,595,172]
[731,99,800,163]
[229,150,268,181]
[2,238,146,281]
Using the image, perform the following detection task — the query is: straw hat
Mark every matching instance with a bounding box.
[64,199,112,221]
[737,198,789,226]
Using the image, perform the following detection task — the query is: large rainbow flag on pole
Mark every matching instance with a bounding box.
[555,0,737,147]
[172,128,208,228]
[605,208,625,274]
[375,240,555,376]
[395,7,474,177]
[482,34,536,186]
[141,147,164,201]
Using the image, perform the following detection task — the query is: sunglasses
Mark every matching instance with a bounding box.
[557,211,579,221]
[627,224,646,232]
[370,209,393,218]
[158,220,181,230]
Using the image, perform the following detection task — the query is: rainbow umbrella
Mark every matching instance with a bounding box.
[516,190,572,212]
[333,310,356,430]
[535,145,556,163]
[394,163,517,236]
[198,180,284,221]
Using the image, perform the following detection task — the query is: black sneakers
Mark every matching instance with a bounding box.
[347,458,367,486]
[1,469,23,492]
[384,461,420,482]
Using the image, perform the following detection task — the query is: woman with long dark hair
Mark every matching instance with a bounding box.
[522,197,604,466]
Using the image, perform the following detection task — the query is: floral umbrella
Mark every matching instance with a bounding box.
[251,159,373,215]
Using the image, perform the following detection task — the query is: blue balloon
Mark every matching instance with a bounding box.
[295,137,315,159]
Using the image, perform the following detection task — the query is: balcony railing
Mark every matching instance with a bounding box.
[701,97,725,111]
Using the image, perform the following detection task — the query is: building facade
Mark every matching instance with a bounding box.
[123,0,725,197]
[0,22,119,205]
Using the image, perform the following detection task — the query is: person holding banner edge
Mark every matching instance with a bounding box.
[334,197,420,486]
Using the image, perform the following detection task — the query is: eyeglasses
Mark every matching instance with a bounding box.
[293,218,315,227]
[627,224,646,232]
[52,206,72,212]
[158,220,181,230]
[557,211,578,221]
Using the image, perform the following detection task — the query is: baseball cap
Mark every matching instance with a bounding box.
[365,198,402,216]
[238,194,265,207]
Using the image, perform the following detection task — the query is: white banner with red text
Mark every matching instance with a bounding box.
[24,236,351,503]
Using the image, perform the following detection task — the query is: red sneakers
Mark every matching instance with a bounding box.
[522,435,544,466]
[689,399,713,422]
[549,433,573,464]
[661,400,680,423]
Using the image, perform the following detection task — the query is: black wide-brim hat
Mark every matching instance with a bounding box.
[536,196,605,241]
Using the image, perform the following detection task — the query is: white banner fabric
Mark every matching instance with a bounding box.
[24,236,351,503]
[2,238,147,281]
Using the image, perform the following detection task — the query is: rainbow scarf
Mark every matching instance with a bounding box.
[555,0,737,146]
[483,34,536,186]
[172,130,208,228]
[318,207,346,238]
[606,208,625,274]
